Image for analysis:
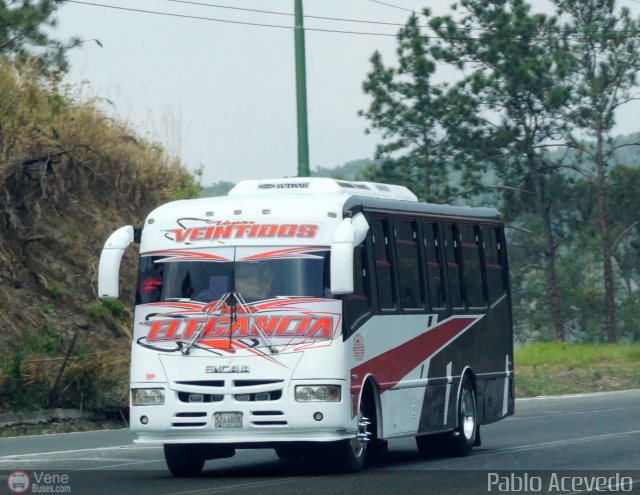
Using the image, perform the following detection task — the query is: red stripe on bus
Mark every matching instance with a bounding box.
[350,316,480,413]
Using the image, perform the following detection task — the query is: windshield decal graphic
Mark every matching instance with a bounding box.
[135,298,341,356]
[239,246,326,261]
[142,247,326,263]
[163,219,319,243]
[145,249,232,263]
[145,315,333,341]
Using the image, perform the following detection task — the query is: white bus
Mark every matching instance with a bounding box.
[98,177,514,475]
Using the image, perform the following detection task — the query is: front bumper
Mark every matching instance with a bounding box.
[130,379,355,445]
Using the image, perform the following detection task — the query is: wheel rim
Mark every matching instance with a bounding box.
[350,437,365,458]
[351,411,369,458]
[460,389,476,440]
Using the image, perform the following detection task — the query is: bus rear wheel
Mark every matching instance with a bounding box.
[415,376,477,458]
[448,376,477,457]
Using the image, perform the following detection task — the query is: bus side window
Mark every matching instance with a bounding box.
[460,224,486,308]
[483,226,507,304]
[394,219,424,310]
[372,217,396,310]
[422,221,445,309]
[345,244,370,333]
[444,224,464,309]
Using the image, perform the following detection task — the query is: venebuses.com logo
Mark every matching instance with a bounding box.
[7,470,71,493]
[7,471,30,494]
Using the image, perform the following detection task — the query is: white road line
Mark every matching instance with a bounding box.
[516,389,640,401]
[0,457,143,463]
[166,476,323,495]
[0,444,161,459]
[79,459,164,470]
[504,405,640,421]
[475,429,640,457]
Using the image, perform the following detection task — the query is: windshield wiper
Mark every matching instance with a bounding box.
[181,292,232,355]
[234,292,278,354]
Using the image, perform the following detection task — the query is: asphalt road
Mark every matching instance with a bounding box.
[0,390,639,495]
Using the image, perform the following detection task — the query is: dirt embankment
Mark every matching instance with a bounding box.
[0,61,199,416]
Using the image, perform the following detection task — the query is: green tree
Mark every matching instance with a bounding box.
[430,0,572,340]
[0,0,78,72]
[359,14,452,202]
[608,165,640,341]
[200,180,235,198]
[555,0,640,343]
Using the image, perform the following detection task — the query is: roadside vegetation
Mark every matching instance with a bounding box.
[0,14,199,415]
[515,343,640,397]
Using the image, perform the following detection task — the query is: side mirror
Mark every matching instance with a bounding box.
[330,214,369,295]
[98,225,134,299]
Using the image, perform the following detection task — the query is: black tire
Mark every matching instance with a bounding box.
[164,444,205,477]
[275,444,306,460]
[331,404,369,472]
[361,386,387,465]
[415,376,477,458]
[448,376,477,457]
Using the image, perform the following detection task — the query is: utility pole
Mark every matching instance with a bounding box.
[294,0,310,177]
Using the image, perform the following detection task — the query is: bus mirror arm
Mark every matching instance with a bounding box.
[330,214,368,295]
[98,225,135,300]
[351,213,369,246]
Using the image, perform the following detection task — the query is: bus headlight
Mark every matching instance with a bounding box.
[132,388,165,406]
[295,385,341,402]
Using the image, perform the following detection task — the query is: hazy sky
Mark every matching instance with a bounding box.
[54,0,640,186]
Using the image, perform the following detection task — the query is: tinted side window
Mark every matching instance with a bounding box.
[345,245,370,332]
[460,224,486,308]
[444,224,464,308]
[395,219,423,310]
[372,217,396,310]
[422,221,445,309]
[483,226,507,304]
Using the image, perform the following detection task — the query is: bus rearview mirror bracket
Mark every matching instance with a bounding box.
[330,213,369,295]
[98,225,134,300]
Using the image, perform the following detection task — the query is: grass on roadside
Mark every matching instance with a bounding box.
[515,342,640,397]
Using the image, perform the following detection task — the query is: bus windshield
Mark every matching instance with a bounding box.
[136,253,332,305]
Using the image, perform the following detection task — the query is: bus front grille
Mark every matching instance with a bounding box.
[250,410,287,426]
[177,392,224,403]
[250,420,288,426]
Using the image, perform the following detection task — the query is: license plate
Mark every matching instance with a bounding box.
[214,412,243,428]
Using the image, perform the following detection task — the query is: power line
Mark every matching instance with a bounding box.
[59,0,475,40]
[365,0,528,34]
[60,0,640,41]
[61,0,404,37]
[366,0,420,16]
[63,0,291,30]
[158,0,430,28]
[365,0,640,38]
[158,0,294,18]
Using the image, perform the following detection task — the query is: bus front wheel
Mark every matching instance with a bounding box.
[164,444,205,477]
[275,444,306,460]
[332,407,369,472]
